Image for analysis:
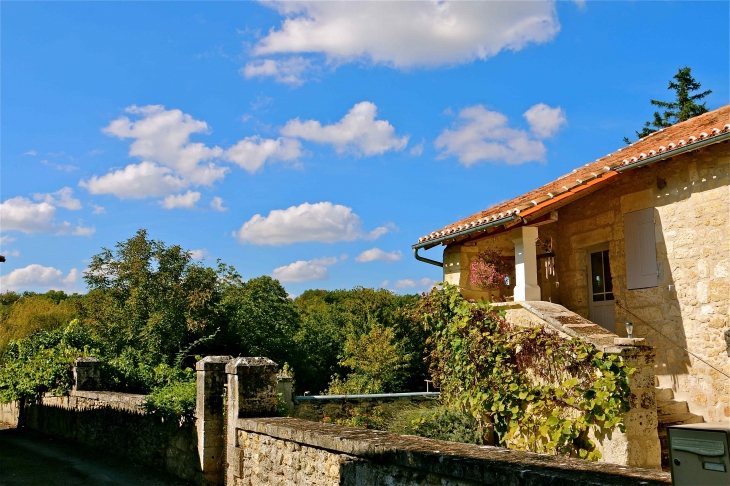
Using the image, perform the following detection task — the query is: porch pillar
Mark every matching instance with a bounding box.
[512,226,541,302]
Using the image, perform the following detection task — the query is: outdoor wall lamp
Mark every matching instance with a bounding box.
[625,321,634,339]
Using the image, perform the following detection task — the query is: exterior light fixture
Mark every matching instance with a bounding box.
[625,321,634,339]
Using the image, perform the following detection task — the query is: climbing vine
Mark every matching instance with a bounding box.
[415,284,633,459]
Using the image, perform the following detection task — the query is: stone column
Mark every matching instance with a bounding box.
[277,373,294,416]
[195,356,231,485]
[591,345,662,470]
[225,357,279,485]
[72,357,101,391]
[512,226,541,302]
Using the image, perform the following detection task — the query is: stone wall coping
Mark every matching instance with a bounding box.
[294,392,440,401]
[225,356,278,375]
[73,357,101,366]
[236,417,671,485]
[69,390,146,406]
[195,355,233,371]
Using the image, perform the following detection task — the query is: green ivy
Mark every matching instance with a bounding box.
[416,284,633,460]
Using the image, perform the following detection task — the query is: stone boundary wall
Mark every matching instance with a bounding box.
[0,400,20,426]
[231,416,671,486]
[291,392,440,423]
[16,390,201,484]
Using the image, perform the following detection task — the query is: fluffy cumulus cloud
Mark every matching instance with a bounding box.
[80,161,187,199]
[33,187,82,210]
[355,248,402,263]
[394,278,439,290]
[235,201,391,245]
[0,264,80,293]
[271,256,339,282]
[210,197,227,212]
[188,249,209,260]
[83,105,304,200]
[251,1,558,81]
[435,103,566,166]
[160,190,201,210]
[281,102,408,156]
[522,103,567,138]
[241,56,312,85]
[224,136,302,173]
[0,197,94,236]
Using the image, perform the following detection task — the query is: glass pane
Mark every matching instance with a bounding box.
[605,292,614,301]
[593,294,605,302]
[590,252,604,295]
[603,250,613,293]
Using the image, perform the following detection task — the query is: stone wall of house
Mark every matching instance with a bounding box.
[22,390,201,483]
[229,417,671,486]
[446,142,730,423]
[290,393,440,423]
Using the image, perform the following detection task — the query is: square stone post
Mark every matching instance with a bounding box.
[72,357,101,391]
[196,356,231,485]
[512,226,541,302]
[277,373,294,416]
[225,357,278,485]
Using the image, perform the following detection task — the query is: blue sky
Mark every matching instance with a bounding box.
[2,1,728,296]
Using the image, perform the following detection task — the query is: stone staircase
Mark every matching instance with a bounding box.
[655,386,704,471]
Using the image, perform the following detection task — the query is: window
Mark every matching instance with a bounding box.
[590,250,614,302]
[623,207,658,290]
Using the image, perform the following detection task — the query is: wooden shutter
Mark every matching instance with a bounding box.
[623,207,658,290]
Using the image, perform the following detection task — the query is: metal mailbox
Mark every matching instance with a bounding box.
[668,422,730,486]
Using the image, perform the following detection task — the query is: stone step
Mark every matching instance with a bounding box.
[657,412,705,428]
[654,387,674,401]
[657,400,688,415]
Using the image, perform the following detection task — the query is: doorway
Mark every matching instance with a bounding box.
[587,245,616,333]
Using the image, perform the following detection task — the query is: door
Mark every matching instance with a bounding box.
[588,247,616,333]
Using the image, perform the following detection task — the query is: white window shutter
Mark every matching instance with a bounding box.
[623,208,658,290]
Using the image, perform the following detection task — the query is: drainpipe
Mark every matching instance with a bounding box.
[411,214,521,267]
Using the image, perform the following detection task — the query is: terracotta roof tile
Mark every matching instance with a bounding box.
[416,105,730,245]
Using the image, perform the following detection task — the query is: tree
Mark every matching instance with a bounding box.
[0,291,80,352]
[624,66,712,143]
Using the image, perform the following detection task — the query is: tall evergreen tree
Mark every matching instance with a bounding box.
[624,66,712,143]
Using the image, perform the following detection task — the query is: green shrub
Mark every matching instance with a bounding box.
[325,406,385,430]
[143,372,196,422]
[388,405,487,444]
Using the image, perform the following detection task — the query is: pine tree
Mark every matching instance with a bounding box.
[624,66,712,144]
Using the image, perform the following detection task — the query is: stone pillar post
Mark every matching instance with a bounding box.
[512,226,541,302]
[195,356,231,485]
[72,357,101,391]
[225,357,278,485]
[277,373,294,416]
[591,344,662,470]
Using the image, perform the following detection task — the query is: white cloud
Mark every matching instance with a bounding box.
[379,280,390,288]
[0,236,16,246]
[160,190,201,210]
[80,161,188,199]
[3,250,20,257]
[72,224,96,237]
[409,140,425,157]
[272,256,339,282]
[242,56,312,85]
[210,197,228,212]
[189,249,209,260]
[355,248,403,263]
[23,150,37,156]
[91,204,106,215]
[33,187,82,210]
[281,102,408,156]
[0,265,80,293]
[523,103,566,138]
[224,136,302,173]
[394,278,439,290]
[1,197,56,233]
[235,201,385,245]
[435,105,548,166]
[364,223,396,241]
[253,1,559,69]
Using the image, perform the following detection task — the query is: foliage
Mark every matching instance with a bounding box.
[388,405,487,444]
[294,288,425,395]
[416,284,633,459]
[323,406,385,430]
[625,66,712,143]
[143,371,196,422]
[0,320,96,403]
[326,325,411,395]
[0,291,81,352]
[469,249,512,292]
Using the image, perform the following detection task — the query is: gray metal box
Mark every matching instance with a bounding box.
[668,422,730,486]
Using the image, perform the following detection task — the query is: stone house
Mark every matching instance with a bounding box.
[412,106,730,432]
